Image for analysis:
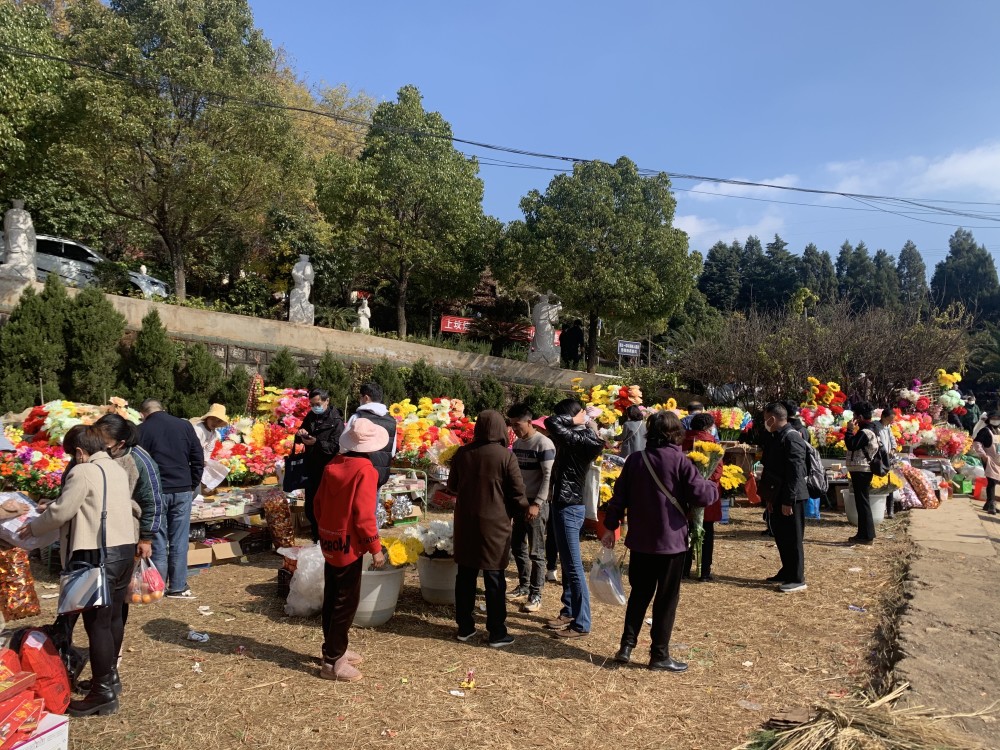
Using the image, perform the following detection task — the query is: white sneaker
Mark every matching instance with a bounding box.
[545,570,559,583]
[166,588,196,600]
[779,582,807,594]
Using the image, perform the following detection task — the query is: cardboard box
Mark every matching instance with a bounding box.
[10,713,68,750]
[210,532,249,563]
[187,542,213,568]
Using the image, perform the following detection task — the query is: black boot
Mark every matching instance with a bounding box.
[614,646,632,664]
[77,669,122,697]
[68,675,119,717]
[649,656,688,673]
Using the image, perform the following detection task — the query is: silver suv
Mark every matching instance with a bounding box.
[34,235,170,298]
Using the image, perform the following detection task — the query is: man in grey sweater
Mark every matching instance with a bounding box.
[506,404,556,612]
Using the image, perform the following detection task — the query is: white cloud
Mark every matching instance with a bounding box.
[675,210,785,252]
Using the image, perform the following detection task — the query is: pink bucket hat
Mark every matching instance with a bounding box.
[531,416,548,429]
[339,418,391,453]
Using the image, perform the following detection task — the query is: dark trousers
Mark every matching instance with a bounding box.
[321,557,364,664]
[512,505,548,597]
[545,510,559,572]
[851,471,876,541]
[684,522,715,578]
[986,479,998,509]
[770,502,805,584]
[76,546,135,682]
[304,476,321,543]
[621,551,685,661]
[455,565,507,641]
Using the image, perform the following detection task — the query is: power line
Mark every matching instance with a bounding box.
[4,40,1000,227]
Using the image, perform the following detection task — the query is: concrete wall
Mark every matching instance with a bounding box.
[0,278,609,388]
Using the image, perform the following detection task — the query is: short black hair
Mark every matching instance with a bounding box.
[688,402,704,413]
[573,319,582,326]
[763,402,788,420]
[647,411,685,448]
[782,400,800,418]
[854,401,873,421]
[360,382,383,403]
[625,405,643,422]
[507,403,534,422]
[690,413,715,432]
[95,414,138,447]
[553,398,584,418]
[309,388,330,401]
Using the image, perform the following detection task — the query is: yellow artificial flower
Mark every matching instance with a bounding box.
[386,540,410,567]
[403,536,424,562]
[693,440,724,455]
[665,398,677,411]
[686,451,708,466]
[807,377,820,386]
[389,402,406,419]
[599,484,613,503]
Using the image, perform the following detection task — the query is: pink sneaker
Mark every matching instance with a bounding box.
[320,657,362,682]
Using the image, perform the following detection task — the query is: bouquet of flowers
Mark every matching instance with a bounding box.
[803,377,848,415]
[685,441,724,576]
[871,470,904,492]
[402,520,455,558]
[571,379,626,428]
[707,407,749,441]
[598,455,624,511]
[389,397,477,460]
[257,387,310,430]
[719,464,747,496]
[382,535,423,567]
[936,369,962,389]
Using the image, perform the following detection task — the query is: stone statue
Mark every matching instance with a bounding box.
[1,200,37,281]
[527,291,562,366]
[288,254,315,326]
[356,297,371,331]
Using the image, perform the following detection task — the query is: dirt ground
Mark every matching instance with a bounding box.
[895,496,1000,748]
[19,505,910,750]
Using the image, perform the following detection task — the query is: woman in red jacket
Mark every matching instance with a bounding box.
[314,419,389,682]
[682,413,724,582]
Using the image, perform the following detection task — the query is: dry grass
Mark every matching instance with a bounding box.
[21,505,914,750]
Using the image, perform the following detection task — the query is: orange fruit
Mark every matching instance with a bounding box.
[152,590,163,600]
[141,594,152,604]
[131,593,141,604]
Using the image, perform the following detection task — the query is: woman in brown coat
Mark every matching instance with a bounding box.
[448,410,528,647]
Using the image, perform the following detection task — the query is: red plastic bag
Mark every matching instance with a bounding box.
[16,629,70,714]
[0,650,19,675]
[128,558,165,605]
[745,474,761,505]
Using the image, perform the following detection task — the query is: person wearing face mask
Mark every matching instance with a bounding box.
[872,408,898,518]
[758,402,809,593]
[19,426,137,717]
[297,389,346,542]
[961,394,982,435]
[844,402,880,544]
[973,410,1000,515]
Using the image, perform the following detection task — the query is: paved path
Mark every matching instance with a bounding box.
[896,495,1000,746]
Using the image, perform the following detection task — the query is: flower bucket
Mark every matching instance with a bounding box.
[596,511,620,543]
[844,490,888,527]
[417,555,457,605]
[352,558,405,628]
[720,498,730,525]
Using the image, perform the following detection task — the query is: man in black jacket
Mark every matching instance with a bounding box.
[139,399,204,599]
[297,388,345,542]
[759,402,808,593]
[559,320,585,370]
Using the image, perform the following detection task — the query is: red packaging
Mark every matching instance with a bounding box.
[0,652,18,676]
[0,670,34,705]
[16,630,69,714]
[0,692,34,749]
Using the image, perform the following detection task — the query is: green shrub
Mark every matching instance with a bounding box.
[448,372,473,408]
[218,366,252,416]
[64,287,126,403]
[370,359,406,405]
[125,309,176,404]
[521,384,564,418]
[92,261,132,296]
[472,374,506,416]
[173,343,225,418]
[405,359,448,400]
[223,274,274,318]
[266,347,301,388]
[313,351,352,413]
[0,280,67,410]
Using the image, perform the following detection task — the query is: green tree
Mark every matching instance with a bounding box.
[266,348,301,388]
[126,309,175,402]
[60,0,301,300]
[0,2,69,191]
[760,234,799,309]
[217,365,251,417]
[172,343,225,418]
[313,351,351,413]
[872,249,901,309]
[930,228,999,312]
[447,372,473,409]
[506,157,696,371]
[405,360,448,400]
[737,236,767,311]
[370,359,406,405]
[0,280,68,410]
[835,240,853,301]
[472,374,506,415]
[317,85,486,337]
[797,243,837,304]
[64,286,126,403]
[838,241,878,312]
[698,240,742,311]
[897,240,929,307]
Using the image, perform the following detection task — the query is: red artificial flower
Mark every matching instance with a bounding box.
[915,396,930,411]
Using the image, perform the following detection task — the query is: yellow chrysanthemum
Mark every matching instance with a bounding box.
[807,377,820,386]
[386,540,410,567]
[694,441,724,455]
[599,484,613,503]
[403,536,424,562]
[687,451,708,466]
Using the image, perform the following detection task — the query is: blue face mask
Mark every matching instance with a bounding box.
[312,405,326,415]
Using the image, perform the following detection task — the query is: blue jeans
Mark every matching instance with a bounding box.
[152,491,194,593]
[553,504,591,633]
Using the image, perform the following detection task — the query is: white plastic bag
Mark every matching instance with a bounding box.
[284,543,325,617]
[589,547,626,606]
[201,458,230,490]
[582,464,601,521]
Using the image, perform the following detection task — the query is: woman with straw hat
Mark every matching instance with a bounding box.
[190,404,230,462]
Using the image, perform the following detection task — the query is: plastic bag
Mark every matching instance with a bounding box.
[589,547,626,606]
[128,558,165,605]
[284,543,324,617]
[804,497,821,520]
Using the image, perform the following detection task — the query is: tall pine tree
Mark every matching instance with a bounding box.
[897,240,929,306]
[761,234,799,309]
[930,228,999,311]
[698,240,742,311]
[126,309,176,403]
[872,249,901,309]
[0,278,68,411]
[65,287,126,403]
[798,244,838,304]
[737,236,767,311]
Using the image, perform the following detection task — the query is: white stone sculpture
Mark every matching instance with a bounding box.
[288,254,315,326]
[1,200,37,281]
[356,297,371,331]
[527,291,562,366]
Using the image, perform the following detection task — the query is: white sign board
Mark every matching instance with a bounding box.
[617,340,641,358]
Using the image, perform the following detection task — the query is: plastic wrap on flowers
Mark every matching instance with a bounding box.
[375,500,389,529]
[0,548,40,621]
[263,490,295,547]
[383,494,413,522]
[284,544,324,616]
[898,463,937,509]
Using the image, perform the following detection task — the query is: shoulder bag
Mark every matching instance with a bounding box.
[862,429,890,477]
[282,437,308,492]
[57,464,111,615]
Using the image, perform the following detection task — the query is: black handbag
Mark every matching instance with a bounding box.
[282,438,308,492]
[57,465,111,615]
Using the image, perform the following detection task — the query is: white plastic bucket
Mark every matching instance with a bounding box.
[352,557,405,627]
[844,490,889,527]
[417,555,457,605]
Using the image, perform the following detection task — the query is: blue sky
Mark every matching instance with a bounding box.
[250,0,1000,269]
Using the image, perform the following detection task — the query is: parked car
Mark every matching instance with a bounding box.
[33,234,170,298]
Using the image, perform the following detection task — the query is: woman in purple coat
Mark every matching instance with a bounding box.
[601,411,719,672]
